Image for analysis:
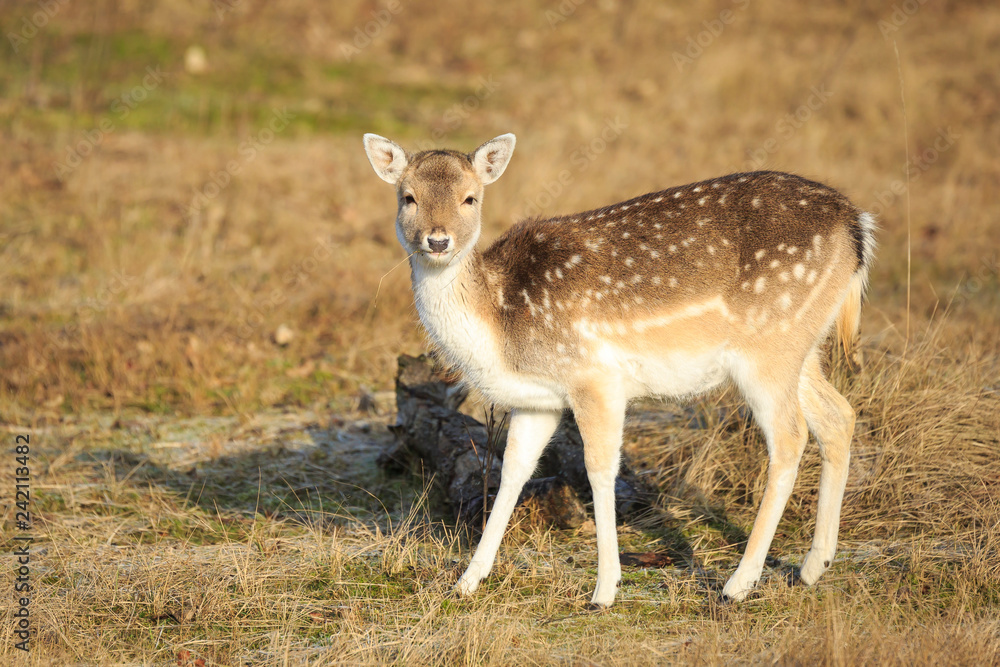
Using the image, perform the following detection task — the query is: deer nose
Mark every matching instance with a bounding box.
[427,236,451,253]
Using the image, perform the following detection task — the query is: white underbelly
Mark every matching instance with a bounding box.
[614,347,730,399]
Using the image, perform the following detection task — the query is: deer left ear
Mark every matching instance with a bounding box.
[471,133,516,185]
[363,134,409,184]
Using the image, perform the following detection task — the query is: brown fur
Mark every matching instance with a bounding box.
[473,171,865,376]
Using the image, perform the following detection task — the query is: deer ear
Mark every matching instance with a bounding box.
[470,133,516,185]
[363,134,409,184]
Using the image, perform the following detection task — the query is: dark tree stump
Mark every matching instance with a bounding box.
[382,354,654,526]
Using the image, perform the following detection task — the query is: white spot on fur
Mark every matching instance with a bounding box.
[668,277,678,287]
[806,269,817,285]
[633,297,734,334]
[754,277,767,293]
[793,263,805,280]
[769,259,780,269]
[600,275,612,284]
[707,245,716,255]
[625,257,634,267]
[673,191,682,199]
[779,271,789,282]
[752,197,761,208]
[755,249,766,260]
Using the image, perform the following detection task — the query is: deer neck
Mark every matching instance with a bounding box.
[409,248,496,369]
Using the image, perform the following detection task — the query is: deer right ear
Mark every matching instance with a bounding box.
[363,134,409,184]
[471,133,516,185]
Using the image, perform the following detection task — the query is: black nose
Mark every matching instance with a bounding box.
[427,236,450,253]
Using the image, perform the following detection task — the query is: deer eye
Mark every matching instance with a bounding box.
[464,196,476,205]
[403,194,416,205]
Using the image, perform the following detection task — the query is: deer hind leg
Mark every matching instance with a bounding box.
[455,408,561,598]
[797,350,855,585]
[723,361,809,601]
[571,381,627,608]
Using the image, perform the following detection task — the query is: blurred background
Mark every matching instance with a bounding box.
[1,0,997,420]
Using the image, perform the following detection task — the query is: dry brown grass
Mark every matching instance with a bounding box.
[2,0,999,664]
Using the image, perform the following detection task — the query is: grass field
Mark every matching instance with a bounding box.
[2,1,999,664]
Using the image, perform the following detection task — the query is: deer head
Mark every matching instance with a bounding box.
[363,133,516,267]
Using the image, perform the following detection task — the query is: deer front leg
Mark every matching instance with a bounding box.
[455,408,561,598]
[571,382,626,608]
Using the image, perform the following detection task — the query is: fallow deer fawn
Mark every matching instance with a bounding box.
[363,133,874,607]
